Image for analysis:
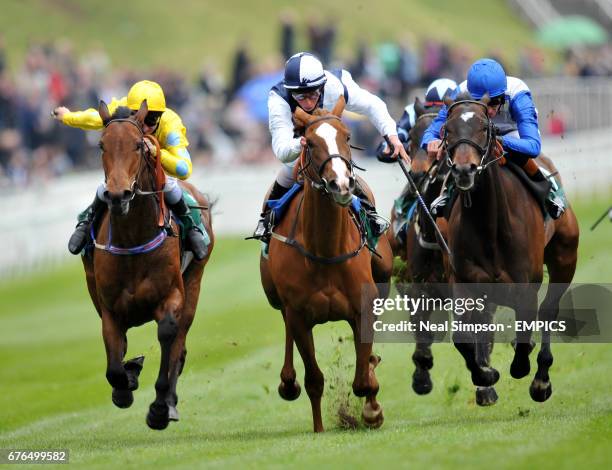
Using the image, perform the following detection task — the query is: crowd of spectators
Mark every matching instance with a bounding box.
[0,20,611,190]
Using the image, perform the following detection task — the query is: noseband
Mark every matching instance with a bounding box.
[299,115,363,193]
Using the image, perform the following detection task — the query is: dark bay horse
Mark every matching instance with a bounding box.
[386,98,448,396]
[82,100,214,430]
[260,97,393,432]
[441,92,579,402]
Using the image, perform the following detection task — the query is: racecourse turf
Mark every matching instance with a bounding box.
[0,198,611,469]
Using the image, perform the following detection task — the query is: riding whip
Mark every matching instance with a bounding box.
[384,136,452,260]
[590,205,612,231]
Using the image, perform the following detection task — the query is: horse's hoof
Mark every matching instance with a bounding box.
[112,388,134,409]
[278,381,301,401]
[412,369,433,395]
[510,355,531,379]
[529,379,552,402]
[146,402,170,430]
[475,386,498,406]
[168,405,180,422]
[472,367,500,387]
[362,402,384,429]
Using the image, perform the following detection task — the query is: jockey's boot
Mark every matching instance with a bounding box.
[353,184,390,238]
[251,181,291,243]
[523,158,565,219]
[169,197,209,260]
[68,194,106,254]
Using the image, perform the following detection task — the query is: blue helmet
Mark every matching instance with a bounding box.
[283,52,327,90]
[467,58,507,99]
[424,78,457,105]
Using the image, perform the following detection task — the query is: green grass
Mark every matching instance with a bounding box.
[3,0,537,77]
[0,198,611,469]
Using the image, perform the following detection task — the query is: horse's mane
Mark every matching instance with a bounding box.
[309,108,350,133]
[112,106,133,120]
[454,90,474,102]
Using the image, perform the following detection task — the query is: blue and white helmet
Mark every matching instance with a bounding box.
[283,52,327,90]
[424,78,457,105]
[467,58,507,99]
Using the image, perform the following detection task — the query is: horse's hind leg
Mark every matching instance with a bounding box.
[531,212,578,402]
[288,310,324,432]
[101,312,133,408]
[278,309,301,401]
[165,332,187,422]
[350,320,383,429]
[147,312,179,430]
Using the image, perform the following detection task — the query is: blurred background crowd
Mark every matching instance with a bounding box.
[0,9,611,190]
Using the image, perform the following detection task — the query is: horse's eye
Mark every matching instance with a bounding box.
[98,141,104,151]
[136,141,143,151]
[347,134,351,142]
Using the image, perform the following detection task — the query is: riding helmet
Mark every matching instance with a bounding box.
[467,58,507,99]
[425,78,458,105]
[283,52,327,90]
[127,80,166,112]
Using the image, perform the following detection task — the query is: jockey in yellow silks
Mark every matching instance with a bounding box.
[53,80,209,259]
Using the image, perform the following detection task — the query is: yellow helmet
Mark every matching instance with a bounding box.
[127,80,166,112]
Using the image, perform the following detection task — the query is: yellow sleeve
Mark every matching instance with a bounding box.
[156,108,192,180]
[61,97,127,130]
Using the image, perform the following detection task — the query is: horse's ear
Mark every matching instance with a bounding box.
[99,100,111,124]
[443,94,454,108]
[414,96,426,117]
[293,106,313,129]
[480,93,490,106]
[134,99,148,124]
[331,95,346,117]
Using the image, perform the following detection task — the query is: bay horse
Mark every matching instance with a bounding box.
[441,91,579,402]
[82,100,214,430]
[260,97,393,432]
[386,98,449,396]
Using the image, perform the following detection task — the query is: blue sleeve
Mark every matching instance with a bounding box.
[420,106,448,149]
[502,91,541,157]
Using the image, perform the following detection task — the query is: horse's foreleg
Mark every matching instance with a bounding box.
[411,307,434,395]
[472,305,499,406]
[510,288,538,380]
[147,311,179,431]
[101,311,133,408]
[278,309,301,401]
[288,310,324,433]
[350,319,383,429]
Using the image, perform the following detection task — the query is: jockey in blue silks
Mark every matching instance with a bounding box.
[421,58,565,219]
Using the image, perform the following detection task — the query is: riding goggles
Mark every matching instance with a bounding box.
[291,89,321,101]
[143,111,162,127]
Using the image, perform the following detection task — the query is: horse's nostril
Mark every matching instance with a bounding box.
[328,180,340,193]
[123,190,133,200]
[348,176,356,190]
[470,163,478,172]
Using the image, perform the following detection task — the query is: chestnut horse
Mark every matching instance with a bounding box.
[387,98,450,396]
[441,92,579,402]
[82,100,214,430]
[260,97,393,432]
